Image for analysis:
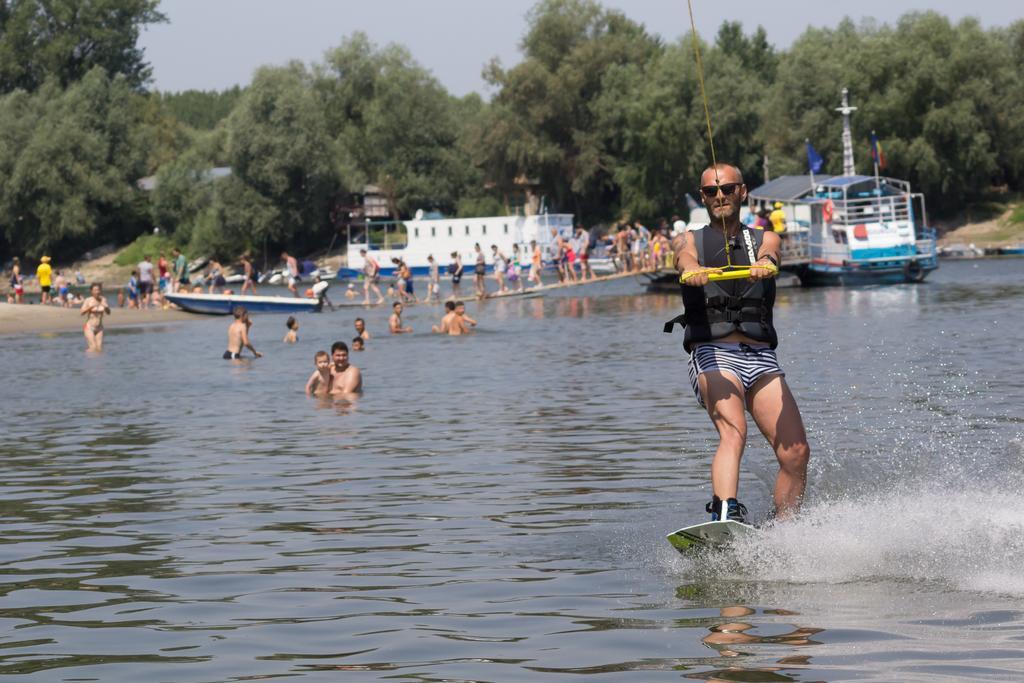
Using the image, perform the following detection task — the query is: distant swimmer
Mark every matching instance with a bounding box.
[281,251,300,298]
[283,316,298,343]
[360,248,386,305]
[448,251,464,299]
[305,350,332,397]
[389,301,412,334]
[473,243,486,298]
[669,162,809,524]
[432,301,457,334]
[225,306,262,359]
[354,317,369,340]
[329,341,362,395]
[240,253,258,295]
[351,336,365,351]
[80,282,110,352]
[426,254,441,303]
[454,301,476,332]
[529,240,543,287]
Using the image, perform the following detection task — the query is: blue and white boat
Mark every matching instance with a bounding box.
[751,88,936,285]
[747,174,938,285]
[338,210,575,279]
[164,292,322,315]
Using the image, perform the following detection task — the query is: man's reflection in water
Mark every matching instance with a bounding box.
[688,605,822,682]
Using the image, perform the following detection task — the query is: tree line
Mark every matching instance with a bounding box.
[1,0,1021,262]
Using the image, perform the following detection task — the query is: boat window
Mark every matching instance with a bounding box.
[448,226,452,236]
[504,224,508,234]
[465,225,470,236]
[482,225,487,235]
[414,228,419,238]
[431,227,436,237]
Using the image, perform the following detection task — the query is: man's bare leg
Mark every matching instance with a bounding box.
[747,374,810,518]
[698,370,748,501]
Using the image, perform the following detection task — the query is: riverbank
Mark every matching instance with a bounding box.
[0,303,200,335]
[937,202,1024,248]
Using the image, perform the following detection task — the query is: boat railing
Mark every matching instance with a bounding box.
[780,232,810,263]
[831,195,910,225]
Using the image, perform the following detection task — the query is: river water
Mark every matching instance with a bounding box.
[1,258,1023,682]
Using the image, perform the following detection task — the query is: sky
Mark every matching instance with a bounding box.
[139,1,1022,96]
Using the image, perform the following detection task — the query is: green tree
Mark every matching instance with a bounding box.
[0,68,149,258]
[160,86,244,130]
[473,0,662,222]
[314,32,475,218]
[595,31,766,219]
[196,63,340,258]
[0,0,166,93]
[762,13,1024,210]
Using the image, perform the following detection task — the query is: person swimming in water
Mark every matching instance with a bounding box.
[389,301,412,334]
[329,341,362,396]
[80,282,110,352]
[283,316,298,344]
[354,317,369,340]
[432,301,457,334]
[305,350,332,397]
[225,306,262,360]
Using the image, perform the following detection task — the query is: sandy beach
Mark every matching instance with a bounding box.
[0,303,201,335]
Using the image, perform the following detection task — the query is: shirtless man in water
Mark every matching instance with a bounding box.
[80,283,110,352]
[329,341,362,396]
[432,301,457,334]
[225,306,262,359]
[389,301,412,334]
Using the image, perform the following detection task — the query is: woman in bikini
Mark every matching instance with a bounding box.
[80,283,110,352]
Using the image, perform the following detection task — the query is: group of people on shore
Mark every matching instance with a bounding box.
[604,219,676,273]
[6,256,88,306]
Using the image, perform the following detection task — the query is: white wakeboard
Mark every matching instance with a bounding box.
[666,519,756,553]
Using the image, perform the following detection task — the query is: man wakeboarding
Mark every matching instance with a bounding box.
[668,162,810,524]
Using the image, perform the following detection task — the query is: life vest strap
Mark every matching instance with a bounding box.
[663,313,687,333]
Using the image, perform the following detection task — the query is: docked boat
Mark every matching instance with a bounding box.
[338,210,575,279]
[164,292,322,315]
[748,174,938,285]
[999,243,1024,256]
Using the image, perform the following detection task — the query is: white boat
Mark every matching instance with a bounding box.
[338,211,575,278]
[165,292,322,315]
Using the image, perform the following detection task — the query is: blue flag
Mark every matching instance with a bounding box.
[806,140,824,174]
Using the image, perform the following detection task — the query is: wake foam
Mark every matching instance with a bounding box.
[688,483,1024,597]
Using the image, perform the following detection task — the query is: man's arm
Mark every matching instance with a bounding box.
[305,371,319,396]
[750,231,781,280]
[241,327,262,357]
[671,231,715,287]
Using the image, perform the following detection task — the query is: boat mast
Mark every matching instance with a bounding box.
[836,88,857,177]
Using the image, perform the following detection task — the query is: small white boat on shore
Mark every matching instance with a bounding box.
[165,292,322,315]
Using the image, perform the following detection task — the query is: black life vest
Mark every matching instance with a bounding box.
[664,224,778,352]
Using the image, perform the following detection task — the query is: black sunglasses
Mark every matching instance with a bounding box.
[700,183,742,197]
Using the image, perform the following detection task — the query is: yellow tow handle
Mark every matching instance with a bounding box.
[679,264,778,284]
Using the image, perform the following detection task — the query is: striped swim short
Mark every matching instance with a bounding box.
[687,342,785,408]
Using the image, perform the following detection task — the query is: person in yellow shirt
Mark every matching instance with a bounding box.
[769,202,787,233]
[36,256,53,305]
